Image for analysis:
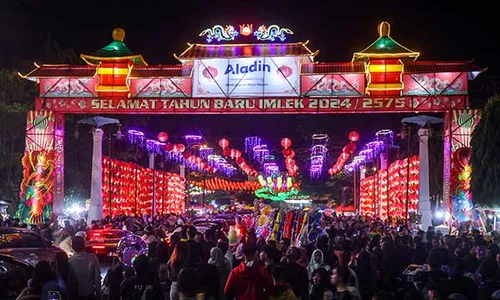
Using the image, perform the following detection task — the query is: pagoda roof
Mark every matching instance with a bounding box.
[175,41,318,60]
[19,64,97,82]
[129,65,193,78]
[403,61,484,74]
[353,22,419,62]
[80,28,147,66]
[301,62,365,74]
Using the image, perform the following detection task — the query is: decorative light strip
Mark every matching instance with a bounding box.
[207,154,236,177]
[253,144,269,162]
[127,129,144,145]
[200,24,293,43]
[199,146,213,159]
[310,134,329,179]
[245,136,262,154]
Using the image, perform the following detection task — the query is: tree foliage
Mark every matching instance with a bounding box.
[471,96,500,207]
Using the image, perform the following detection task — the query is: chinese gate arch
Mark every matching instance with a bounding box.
[19,22,483,229]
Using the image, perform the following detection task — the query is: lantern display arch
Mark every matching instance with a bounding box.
[18,21,483,228]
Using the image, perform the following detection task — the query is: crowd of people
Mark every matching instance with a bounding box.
[3,212,500,300]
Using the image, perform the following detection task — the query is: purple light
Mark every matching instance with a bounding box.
[245,136,262,154]
[263,162,279,176]
[310,134,329,179]
[184,135,202,147]
[344,138,386,173]
[146,139,156,153]
[253,144,268,162]
[199,147,213,159]
[127,129,144,145]
[207,154,236,177]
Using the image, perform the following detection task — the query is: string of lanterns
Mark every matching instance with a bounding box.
[189,178,261,191]
[281,138,298,177]
[102,156,186,216]
[219,138,258,177]
[328,131,358,176]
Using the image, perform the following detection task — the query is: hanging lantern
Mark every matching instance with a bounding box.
[182,151,191,159]
[219,138,230,149]
[230,149,236,158]
[281,138,292,149]
[165,143,174,151]
[234,150,242,158]
[285,158,295,166]
[177,144,186,153]
[348,131,359,142]
[282,148,293,157]
[157,132,169,142]
[235,157,245,164]
[223,148,231,157]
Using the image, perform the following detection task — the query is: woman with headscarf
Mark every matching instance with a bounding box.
[307,249,331,280]
[208,247,231,298]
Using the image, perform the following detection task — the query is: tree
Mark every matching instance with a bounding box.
[471,96,500,207]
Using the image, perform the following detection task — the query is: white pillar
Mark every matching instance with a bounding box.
[418,128,432,230]
[179,165,186,178]
[149,153,156,216]
[88,128,104,224]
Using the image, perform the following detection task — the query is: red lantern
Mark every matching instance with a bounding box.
[182,151,191,159]
[348,131,359,142]
[285,158,295,166]
[281,138,292,149]
[277,65,293,78]
[157,132,168,142]
[165,143,174,151]
[223,148,231,157]
[250,170,258,177]
[219,138,229,149]
[288,150,296,158]
[234,150,242,158]
[235,157,245,164]
[177,144,186,153]
[282,148,293,157]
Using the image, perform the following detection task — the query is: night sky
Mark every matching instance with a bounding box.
[3,0,498,151]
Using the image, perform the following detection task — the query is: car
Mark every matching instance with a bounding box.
[86,228,134,257]
[0,227,62,299]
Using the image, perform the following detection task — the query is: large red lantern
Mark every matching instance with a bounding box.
[219,138,229,149]
[348,131,359,142]
[281,138,292,149]
[177,144,186,153]
[157,132,168,142]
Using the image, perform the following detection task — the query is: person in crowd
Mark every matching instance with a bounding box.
[121,254,164,300]
[208,246,231,297]
[186,225,203,266]
[282,246,309,300]
[330,265,361,300]
[16,260,63,300]
[103,257,124,300]
[168,241,189,300]
[307,249,331,280]
[270,265,297,300]
[217,238,234,270]
[68,236,101,300]
[204,229,217,261]
[476,257,500,299]
[176,268,201,300]
[63,220,75,237]
[224,243,275,300]
[309,268,333,300]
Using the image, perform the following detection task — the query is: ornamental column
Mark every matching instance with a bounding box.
[418,128,432,230]
[88,128,104,224]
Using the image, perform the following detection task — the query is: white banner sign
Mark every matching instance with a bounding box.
[192,57,300,97]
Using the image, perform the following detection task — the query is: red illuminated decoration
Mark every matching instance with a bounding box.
[190,178,260,192]
[348,131,359,142]
[328,136,357,176]
[281,138,292,149]
[359,156,419,220]
[219,138,229,149]
[81,28,146,98]
[202,66,218,79]
[157,132,168,142]
[102,157,185,216]
[278,65,293,77]
[239,24,253,36]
